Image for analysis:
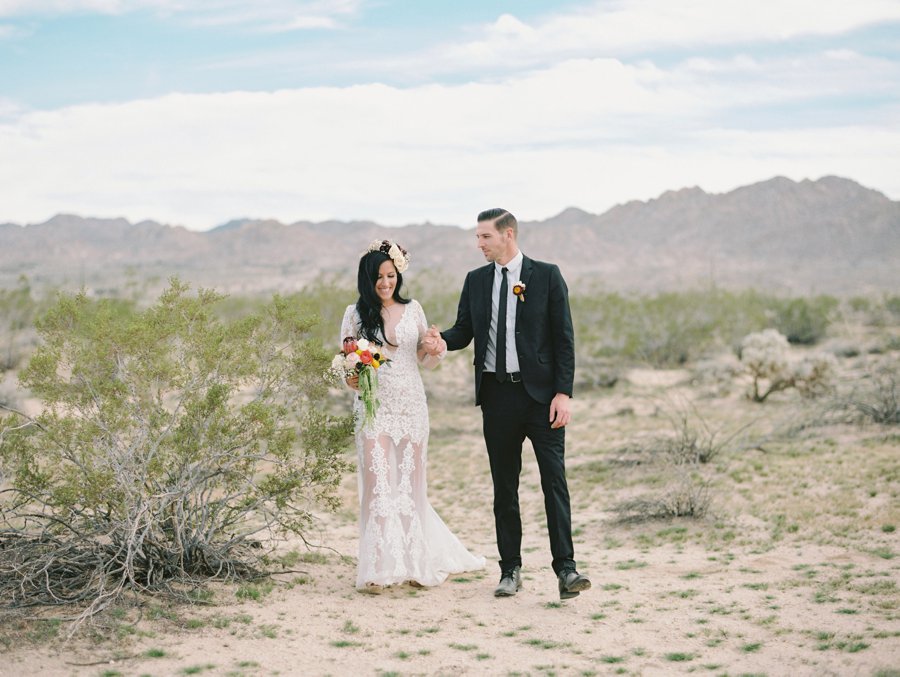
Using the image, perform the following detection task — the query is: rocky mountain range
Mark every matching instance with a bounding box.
[1,176,897,296]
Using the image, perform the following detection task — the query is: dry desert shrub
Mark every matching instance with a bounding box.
[605,396,759,468]
[611,472,711,523]
[833,365,900,425]
[574,357,620,391]
[658,398,756,465]
[607,400,735,522]
[690,355,744,397]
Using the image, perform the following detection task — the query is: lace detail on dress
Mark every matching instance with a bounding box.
[341,300,484,588]
[341,301,432,446]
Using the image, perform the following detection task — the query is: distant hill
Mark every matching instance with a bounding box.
[1,176,897,295]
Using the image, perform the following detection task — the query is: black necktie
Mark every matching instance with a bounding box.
[496,267,508,382]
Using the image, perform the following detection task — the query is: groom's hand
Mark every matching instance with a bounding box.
[423,325,444,356]
[549,393,571,429]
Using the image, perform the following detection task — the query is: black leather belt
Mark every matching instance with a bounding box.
[487,372,522,383]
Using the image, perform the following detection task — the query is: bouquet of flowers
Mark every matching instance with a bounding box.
[328,336,390,426]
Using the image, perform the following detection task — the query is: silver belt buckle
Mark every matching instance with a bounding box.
[509,372,522,383]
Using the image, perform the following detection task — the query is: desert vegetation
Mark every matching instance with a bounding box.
[0,276,898,675]
[0,280,353,626]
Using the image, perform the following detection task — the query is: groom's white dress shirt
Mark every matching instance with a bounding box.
[485,250,523,375]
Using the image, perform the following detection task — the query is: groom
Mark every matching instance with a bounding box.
[426,208,591,600]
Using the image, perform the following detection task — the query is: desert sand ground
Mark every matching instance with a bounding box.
[2,345,898,677]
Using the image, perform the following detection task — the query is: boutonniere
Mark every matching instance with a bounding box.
[512,281,526,302]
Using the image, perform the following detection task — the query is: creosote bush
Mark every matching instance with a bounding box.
[771,296,837,345]
[0,280,353,623]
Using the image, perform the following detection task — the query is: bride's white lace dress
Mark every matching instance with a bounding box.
[341,299,484,589]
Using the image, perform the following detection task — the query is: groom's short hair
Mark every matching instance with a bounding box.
[478,208,518,236]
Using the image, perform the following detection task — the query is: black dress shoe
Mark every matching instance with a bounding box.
[558,569,591,600]
[494,566,522,597]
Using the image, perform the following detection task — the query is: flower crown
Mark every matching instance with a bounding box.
[364,239,411,273]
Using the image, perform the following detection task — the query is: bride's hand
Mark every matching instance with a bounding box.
[422,325,444,356]
[346,374,360,390]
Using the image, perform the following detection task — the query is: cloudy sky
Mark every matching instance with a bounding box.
[1,1,899,230]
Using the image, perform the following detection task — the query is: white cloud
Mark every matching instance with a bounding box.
[175,1,361,30]
[671,49,900,114]
[0,97,24,121]
[1,52,897,229]
[0,0,123,14]
[0,0,362,30]
[272,15,338,30]
[421,0,900,73]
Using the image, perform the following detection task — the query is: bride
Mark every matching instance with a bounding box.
[341,239,484,591]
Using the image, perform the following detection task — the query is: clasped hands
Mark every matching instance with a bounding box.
[421,325,570,428]
[422,325,446,356]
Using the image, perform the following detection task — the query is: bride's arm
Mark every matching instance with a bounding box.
[340,305,360,389]
[414,301,446,369]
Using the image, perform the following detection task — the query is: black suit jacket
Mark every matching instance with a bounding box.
[442,256,575,406]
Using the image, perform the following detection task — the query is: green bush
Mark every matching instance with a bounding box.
[771,296,837,344]
[573,289,836,367]
[0,280,353,620]
[285,276,355,348]
[885,295,900,318]
[570,288,773,368]
[0,276,41,371]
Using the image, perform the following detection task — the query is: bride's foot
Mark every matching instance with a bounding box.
[407,580,425,589]
[359,583,384,595]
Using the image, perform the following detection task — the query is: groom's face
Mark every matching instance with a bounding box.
[475,220,512,263]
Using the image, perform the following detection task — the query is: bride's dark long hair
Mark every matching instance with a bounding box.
[355,250,410,346]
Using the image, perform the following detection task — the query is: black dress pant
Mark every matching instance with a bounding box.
[480,377,576,575]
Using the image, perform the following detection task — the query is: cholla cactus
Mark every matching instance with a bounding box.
[740,329,793,401]
[794,353,838,398]
[740,329,836,402]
